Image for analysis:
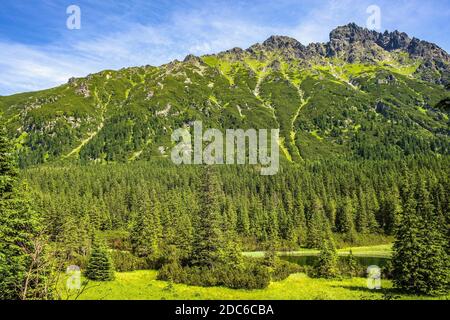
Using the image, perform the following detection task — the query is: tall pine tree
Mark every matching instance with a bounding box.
[393,174,449,295]
[130,189,162,258]
[0,119,46,299]
[85,240,115,281]
[190,166,228,268]
[414,179,449,295]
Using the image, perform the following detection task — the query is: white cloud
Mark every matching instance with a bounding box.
[1,0,448,95]
[0,7,283,95]
[0,42,97,94]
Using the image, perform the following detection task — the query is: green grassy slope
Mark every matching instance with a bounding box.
[1,29,449,167]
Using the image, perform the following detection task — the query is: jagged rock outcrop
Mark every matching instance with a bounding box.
[240,23,450,85]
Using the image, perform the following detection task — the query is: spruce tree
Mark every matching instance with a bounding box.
[306,198,327,249]
[392,175,422,294]
[293,195,307,246]
[170,213,194,261]
[314,233,339,278]
[311,198,339,278]
[263,241,277,268]
[414,180,449,295]
[324,199,337,231]
[345,250,359,278]
[190,166,227,268]
[336,196,357,242]
[236,198,250,236]
[356,188,369,233]
[85,241,115,281]
[130,189,161,258]
[392,176,449,295]
[380,186,402,235]
[0,120,47,299]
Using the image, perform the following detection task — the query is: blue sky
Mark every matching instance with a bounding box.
[0,0,449,95]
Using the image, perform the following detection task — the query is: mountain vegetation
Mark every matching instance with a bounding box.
[0,23,448,167]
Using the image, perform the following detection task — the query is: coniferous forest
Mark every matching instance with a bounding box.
[1,133,449,298]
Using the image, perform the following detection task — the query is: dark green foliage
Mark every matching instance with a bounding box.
[0,119,49,300]
[340,251,361,278]
[270,260,303,282]
[21,156,449,255]
[263,242,277,268]
[312,211,339,278]
[190,166,229,267]
[85,242,115,281]
[314,242,339,279]
[110,250,146,272]
[130,189,162,259]
[306,198,328,248]
[157,260,271,290]
[336,196,357,242]
[393,173,450,296]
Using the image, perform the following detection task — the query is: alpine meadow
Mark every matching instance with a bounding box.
[0,9,449,302]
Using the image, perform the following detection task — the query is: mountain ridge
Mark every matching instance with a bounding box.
[1,23,449,167]
[206,23,450,85]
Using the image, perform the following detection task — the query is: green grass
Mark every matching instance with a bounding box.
[64,270,448,300]
[243,244,392,258]
[339,244,392,258]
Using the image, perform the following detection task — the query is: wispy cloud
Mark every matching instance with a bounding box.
[0,0,449,95]
[0,42,97,94]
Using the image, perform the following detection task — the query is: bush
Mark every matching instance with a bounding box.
[110,250,146,272]
[338,252,364,278]
[85,244,115,281]
[220,263,271,289]
[157,262,271,290]
[312,244,339,279]
[157,262,188,283]
[100,230,131,251]
[271,260,302,281]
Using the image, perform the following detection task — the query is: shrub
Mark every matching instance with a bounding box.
[157,262,270,290]
[220,263,271,289]
[338,251,364,278]
[271,260,302,281]
[85,244,115,281]
[110,250,146,272]
[312,243,339,279]
[157,262,187,283]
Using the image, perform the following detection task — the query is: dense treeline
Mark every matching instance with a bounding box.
[23,157,449,264]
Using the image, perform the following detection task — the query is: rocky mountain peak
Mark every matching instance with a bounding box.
[329,23,379,44]
[329,23,412,50]
[183,54,203,64]
[262,35,305,51]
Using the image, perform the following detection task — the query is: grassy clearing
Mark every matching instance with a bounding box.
[66,270,447,300]
[243,244,392,258]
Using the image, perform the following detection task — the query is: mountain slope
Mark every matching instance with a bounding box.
[1,23,449,167]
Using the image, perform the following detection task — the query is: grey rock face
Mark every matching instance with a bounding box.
[262,35,305,51]
[214,23,449,85]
